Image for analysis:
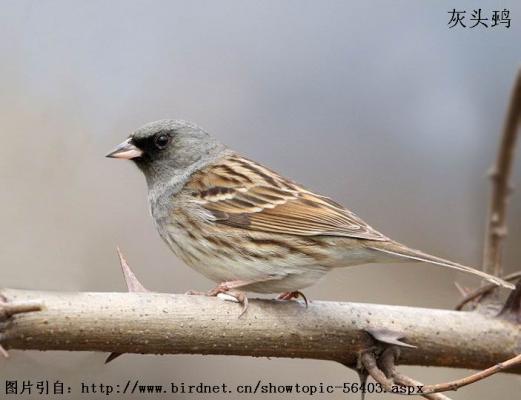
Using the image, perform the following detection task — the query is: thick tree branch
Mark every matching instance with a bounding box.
[1,288,520,374]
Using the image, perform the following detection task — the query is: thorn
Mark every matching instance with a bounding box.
[487,166,499,179]
[116,247,148,293]
[365,328,416,349]
[108,247,149,364]
[492,226,508,238]
[0,345,9,358]
[105,352,122,364]
[454,282,470,297]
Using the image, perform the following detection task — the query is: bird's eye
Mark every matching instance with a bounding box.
[154,134,170,150]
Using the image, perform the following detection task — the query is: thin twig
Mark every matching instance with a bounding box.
[482,67,521,277]
[455,270,521,310]
[420,353,521,394]
[393,374,451,400]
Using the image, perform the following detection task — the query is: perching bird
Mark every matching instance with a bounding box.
[107,119,514,312]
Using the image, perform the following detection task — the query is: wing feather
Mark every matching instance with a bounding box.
[186,154,389,241]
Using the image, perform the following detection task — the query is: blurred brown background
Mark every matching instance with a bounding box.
[1,0,520,398]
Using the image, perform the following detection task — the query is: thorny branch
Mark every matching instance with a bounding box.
[482,67,521,277]
[1,282,521,372]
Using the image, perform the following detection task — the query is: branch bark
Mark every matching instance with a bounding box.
[1,288,520,374]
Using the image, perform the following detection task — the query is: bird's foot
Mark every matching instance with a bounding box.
[277,291,309,308]
[186,281,250,318]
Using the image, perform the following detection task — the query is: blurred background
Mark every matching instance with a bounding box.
[1,0,520,398]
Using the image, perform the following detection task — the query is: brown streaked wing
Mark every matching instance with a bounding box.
[186,154,389,241]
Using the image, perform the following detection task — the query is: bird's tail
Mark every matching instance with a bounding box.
[369,241,514,290]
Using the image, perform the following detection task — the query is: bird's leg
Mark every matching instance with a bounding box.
[185,280,250,296]
[277,291,309,308]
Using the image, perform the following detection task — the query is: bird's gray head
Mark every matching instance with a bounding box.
[107,119,227,191]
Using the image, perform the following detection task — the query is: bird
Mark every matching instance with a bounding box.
[107,119,514,314]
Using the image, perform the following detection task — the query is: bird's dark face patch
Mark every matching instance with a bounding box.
[130,129,177,165]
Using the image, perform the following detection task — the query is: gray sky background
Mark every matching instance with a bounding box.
[1,1,520,399]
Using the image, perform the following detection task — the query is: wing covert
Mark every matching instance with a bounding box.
[186,154,389,241]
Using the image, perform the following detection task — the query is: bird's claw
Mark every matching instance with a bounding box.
[277,291,309,308]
